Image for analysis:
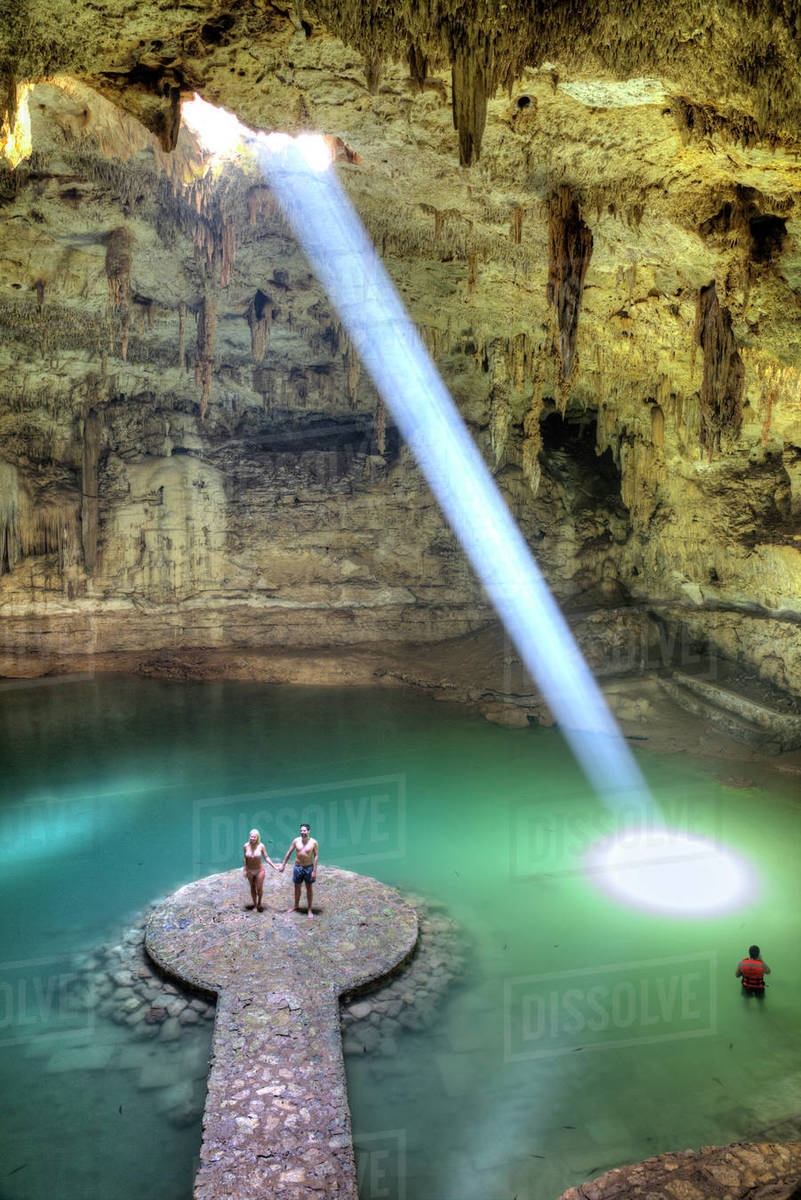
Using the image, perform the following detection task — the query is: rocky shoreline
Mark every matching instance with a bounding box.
[557,1141,801,1200]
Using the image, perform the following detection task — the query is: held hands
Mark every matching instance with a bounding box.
[279,863,285,873]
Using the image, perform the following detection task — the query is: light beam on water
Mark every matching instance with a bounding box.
[586,830,757,916]
[248,130,655,818]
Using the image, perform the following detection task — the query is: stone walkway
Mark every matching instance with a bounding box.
[145,867,418,1200]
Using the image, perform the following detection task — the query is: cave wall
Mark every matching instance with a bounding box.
[2,11,801,698]
[0,83,632,672]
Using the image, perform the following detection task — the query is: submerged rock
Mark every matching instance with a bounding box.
[340,894,466,1056]
[159,1017,182,1042]
[348,1001,373,1019]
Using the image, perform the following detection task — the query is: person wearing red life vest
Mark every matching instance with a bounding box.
[736,944,771,995]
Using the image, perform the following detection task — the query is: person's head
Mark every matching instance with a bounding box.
[249,829,260,844]
[749,944,760,959]
[300,823,310,838]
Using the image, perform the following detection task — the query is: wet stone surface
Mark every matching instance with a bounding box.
[557,1141,801,1200]
[146,867,418,1200]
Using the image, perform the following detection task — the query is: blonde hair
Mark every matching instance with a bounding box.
[249,829,260,841]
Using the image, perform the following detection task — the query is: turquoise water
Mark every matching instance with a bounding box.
[0,676,799,1200]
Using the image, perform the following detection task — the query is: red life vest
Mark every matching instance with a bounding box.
[740,958,764,989]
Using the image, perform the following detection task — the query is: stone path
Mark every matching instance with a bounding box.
[145,867,418,1200]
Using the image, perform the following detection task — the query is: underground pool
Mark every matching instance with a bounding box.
[0,675,798,1200]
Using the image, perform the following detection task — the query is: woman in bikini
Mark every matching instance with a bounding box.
[242,829,277,912]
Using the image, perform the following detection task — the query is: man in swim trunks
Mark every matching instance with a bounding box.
[279,823,318,919]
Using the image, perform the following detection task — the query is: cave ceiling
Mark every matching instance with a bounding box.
[1,0,801,679]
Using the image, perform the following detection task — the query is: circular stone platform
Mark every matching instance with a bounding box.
[146,867,418,1200]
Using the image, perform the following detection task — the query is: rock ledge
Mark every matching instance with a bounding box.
[557,1141,801,1200]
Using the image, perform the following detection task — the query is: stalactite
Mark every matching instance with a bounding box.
[741,352,801,446]
[220,221,235,288]
[761,386,775,445]
[137,85,183,155]
[121,307,129,362]
[18,501,79,569]
[81,408,101,573]
[105,226,132,359]
[408,44,428,91]
[651,405,665,449]
[193,221,215,273]
[297,93,312,129]
[467,251,477,295]
[183,176,239,288]
[595,401,621,464]
[346,345,361,406]
[670,96,761,150]
[450,41,490,166]
[0,460,79,573]
[510,206,523,245]
[596,404,609,456]
[178,300,186,369]
[0,459,19,574]
[522,401,543,495]
[364,52,383,94]
[253,365,273,411]
[547,186,593,404]
[620,439,664,526]
[374,397,387,455]
[507,332,532,392]
[675,392,685,425]
[489,390,512,468]
[655,376,672,409]
[247,291,272,362]
[195,293,217,421]
[105,227,133,308]
[289,366,309,408]
[419,324,450,360]
[248,186,274,225]
[694,281,744,456]
[690,291,701,383]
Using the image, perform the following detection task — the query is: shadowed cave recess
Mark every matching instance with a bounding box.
[1,0,801,1197]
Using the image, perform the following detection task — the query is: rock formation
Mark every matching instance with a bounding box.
[0,1,800,704]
